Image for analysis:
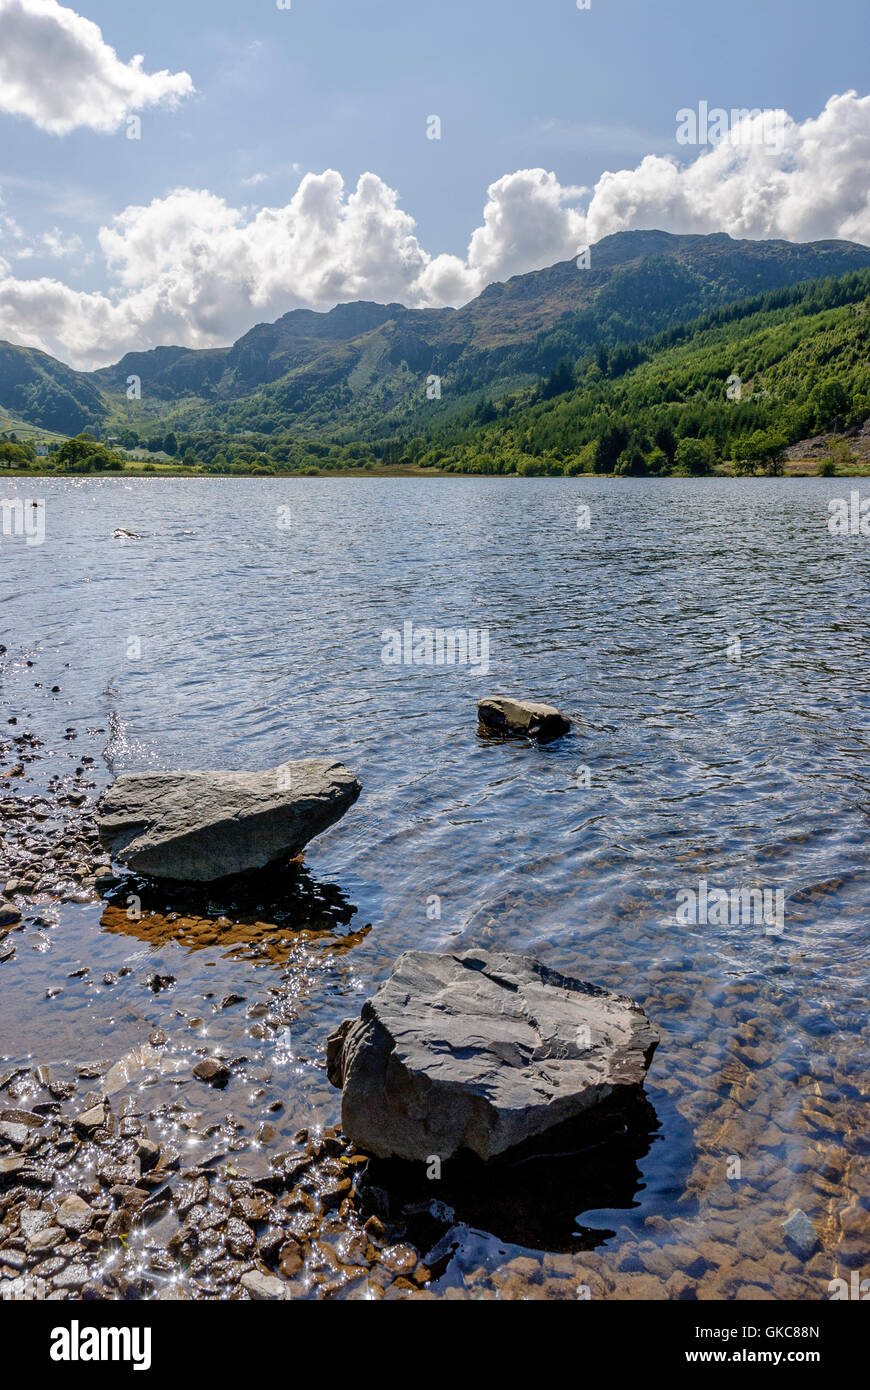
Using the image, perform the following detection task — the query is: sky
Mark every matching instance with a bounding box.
[0,0,869,367]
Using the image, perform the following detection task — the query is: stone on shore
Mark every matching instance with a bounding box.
[241,1269,287,1300]
[96,757,361,882]
[478,697,570,743]
[327,949,659,1162]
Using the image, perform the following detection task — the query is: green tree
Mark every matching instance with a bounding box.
[673,437,710,475]
[55,433,123,472]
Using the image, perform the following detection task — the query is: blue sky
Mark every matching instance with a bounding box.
[1,0,869,365]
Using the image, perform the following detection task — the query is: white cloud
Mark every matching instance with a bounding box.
[0,0,193,134]
[1,92,870,368]
[585,93,870,245]
[41,227,86,258]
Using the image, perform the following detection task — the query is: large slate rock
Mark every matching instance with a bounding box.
[97,758,360,882]
[478,697,570,743]
[327,949,659,1161]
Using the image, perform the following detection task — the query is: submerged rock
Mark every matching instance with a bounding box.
[477,697,570,743]
[96,758,361,882]
[327,949,659,1162]
[782,1208,820,1259]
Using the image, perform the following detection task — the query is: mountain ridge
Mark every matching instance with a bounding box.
[3,230,870,437]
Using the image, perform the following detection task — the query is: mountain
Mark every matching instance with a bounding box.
[420,266,870,475]
[0,340,106,436]
[3,230,870,440]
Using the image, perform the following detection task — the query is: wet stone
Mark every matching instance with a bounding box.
[782,1208,820,1259]
[193,1059,231,1087]
[54,1262,91,1289]
[278,1238,305,1278]
[74,1105,106,1135]
[0,1122,28,1148]
[241,1269,286,1300]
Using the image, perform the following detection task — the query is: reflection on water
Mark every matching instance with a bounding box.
[1,476,869,1296]
[100,863,368,964]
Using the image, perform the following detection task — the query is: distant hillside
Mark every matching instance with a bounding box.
[0,341,105,435]
[417,268,870,475]
[3,230,870,440]
[93,231,870,440]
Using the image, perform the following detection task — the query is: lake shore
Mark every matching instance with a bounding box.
[3,460,870,479]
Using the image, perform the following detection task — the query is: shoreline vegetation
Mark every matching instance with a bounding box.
[2,459,870,479]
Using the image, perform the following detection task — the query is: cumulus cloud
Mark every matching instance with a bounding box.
[0,0,193,134]
[585,93,870,245]
[1,92,870,368]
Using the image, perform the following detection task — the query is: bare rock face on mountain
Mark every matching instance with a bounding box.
[327,949,659,1162]
[97,759,360,882]
[477,697,571,743]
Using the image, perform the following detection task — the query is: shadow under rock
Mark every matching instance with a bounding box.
[354,1090,695,1256]
[98,860,369,963]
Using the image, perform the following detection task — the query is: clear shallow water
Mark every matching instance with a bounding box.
[1,476,868,1297]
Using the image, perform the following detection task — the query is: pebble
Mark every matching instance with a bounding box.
[192,1059,231,1087]
[53,1262,90,1289]
[781,1209,820,1259]
[0,1122,28,1148]
[74,1105,106,1134]
[241,1269,286,1300]
[55,1195,94,1235]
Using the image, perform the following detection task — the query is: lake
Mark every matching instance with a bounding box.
[1,475,868,1298]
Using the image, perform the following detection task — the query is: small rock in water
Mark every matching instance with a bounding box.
[477,697,571,744]
[145,973,176,994]
[193,1058,231,1087]
[111,528,141,540]
[74,1104,106,1135]
[782,1208,820,1259]
[0,906,22,928]
[328,948,658,1161]
[0,1121,28,1148]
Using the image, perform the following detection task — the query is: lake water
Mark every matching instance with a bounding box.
[1,475,868,1298]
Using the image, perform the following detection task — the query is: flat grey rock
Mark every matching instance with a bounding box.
[478,697,571,743]
[97,758,360,882]
[327,949,658,1162]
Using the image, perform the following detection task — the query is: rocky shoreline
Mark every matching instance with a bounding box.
[0,1074,437,1301]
